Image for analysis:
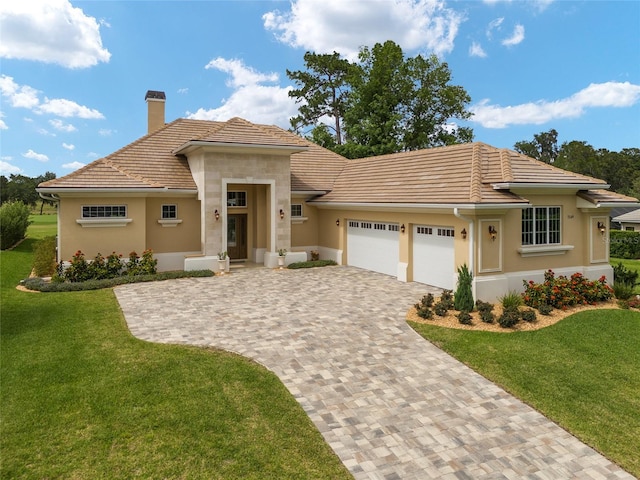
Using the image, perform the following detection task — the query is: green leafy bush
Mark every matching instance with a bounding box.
[454,264,474,312]
[456,310,473,325]
[434,301,449,317]
[439,290,454,309]
[0,201,31,249]
[609,230,640,259]
[538,304,553,315]
[414,293,435,319]
[32,236,57,276]
[521,309,537,323]
[287,260,337,269]
[475,300,495,324]
[498,308,520,328]
[613,281,635,301]
[613,262,638,287]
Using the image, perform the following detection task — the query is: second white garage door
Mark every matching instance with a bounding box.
[413,225,455,289]
[347,220,399,277]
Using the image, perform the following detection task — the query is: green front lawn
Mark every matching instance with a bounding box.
[1,234,352,478]
[410,309,640,477]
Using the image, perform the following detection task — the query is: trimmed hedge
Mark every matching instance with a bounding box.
[21,270,214,292]
[287,260,338,269]
[610,230,640,259]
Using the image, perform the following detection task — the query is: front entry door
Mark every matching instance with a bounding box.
[227,214,247,260]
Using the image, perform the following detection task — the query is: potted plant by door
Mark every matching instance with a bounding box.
[217,251,228,274]
[277,248,287,269]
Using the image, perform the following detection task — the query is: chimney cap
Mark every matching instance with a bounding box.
[145,90,166,101]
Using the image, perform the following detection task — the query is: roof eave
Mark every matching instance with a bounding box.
[309,201,529,211]
[37,187,198,195]
[173,140,308,156]
[492,182,609,190]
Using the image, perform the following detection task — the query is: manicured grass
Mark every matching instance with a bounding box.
[26,214,57,240]
[410,310,640,477]
[1,227,352,478]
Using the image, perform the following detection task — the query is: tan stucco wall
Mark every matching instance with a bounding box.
[58,197,147,261]
[145,197,201,253]
[291,200,320,248]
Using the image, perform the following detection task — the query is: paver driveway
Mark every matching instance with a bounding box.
[115,266,634,480]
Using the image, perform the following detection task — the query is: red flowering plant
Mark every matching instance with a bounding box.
[523,269,613,312]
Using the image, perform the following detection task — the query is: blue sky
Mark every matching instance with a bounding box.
[1,0,639,178]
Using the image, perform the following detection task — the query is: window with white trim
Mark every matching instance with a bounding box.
[291,204,303,217]
[82,205,126,218]
[161,204,177,219]
[522,207,561,245]
[227,191,247,207]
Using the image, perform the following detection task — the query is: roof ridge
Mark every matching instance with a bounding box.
[500,149,514,182]
[513,150,606,184]
[469,144,482,203]
[103,158,163,187]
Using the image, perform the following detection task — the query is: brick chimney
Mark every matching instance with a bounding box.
[145,90,166,134]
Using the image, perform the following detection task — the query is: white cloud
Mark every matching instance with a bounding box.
[189,58,298,127]
[177,88,189,94]
[206,58,279,88]
[50,118,77,132]
[0,160,22,175]
[0,75,40,108]
[62,142,75,150]
[98,128,114,136]
[486,17,504,39]
[0,112,7,130]
[0,75,104,119]
[62,161,85,170]
[37,128,56,137]
[22,149,49,162]
[37,98,104,119]
[263,0,463,60]
[469,42,487,58]
[501,24,525,46]
[0,0,111,68]
[470,81,640,128]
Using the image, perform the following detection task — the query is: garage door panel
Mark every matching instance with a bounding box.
[413,225,454,289]
[348,220,399,277]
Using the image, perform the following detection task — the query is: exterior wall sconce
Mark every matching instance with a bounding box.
[461,228,467,240]
[400,224,406,234]
[336,219,340,227]
[488,225,497,241]
[279,209,285,220]
[214,209,220,221]
[597,221,606,235]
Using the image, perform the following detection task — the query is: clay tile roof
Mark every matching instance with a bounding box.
[578,189,639,205]
[315,143,526,205]
[195,117,305,147]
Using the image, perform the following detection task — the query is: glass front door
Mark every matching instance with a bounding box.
[227,214,247,260]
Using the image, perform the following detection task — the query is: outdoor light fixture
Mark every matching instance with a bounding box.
[597,221,606,235]
[461,228,467,240]
[488,225,497,241]
[279,209,285,220]
[214,209,220,221]
[400,224,405,234]
[336,219,340,227]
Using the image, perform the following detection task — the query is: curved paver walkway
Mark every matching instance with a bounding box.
[115,266,634,480]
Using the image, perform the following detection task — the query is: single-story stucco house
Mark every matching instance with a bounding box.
[612,208,640,232]
[38,91,639,301]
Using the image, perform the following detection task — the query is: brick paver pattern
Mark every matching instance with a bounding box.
[115,266,634,480]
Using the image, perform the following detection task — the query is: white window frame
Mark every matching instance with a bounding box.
[77,204,131,228]
[522,206,561,246]
[291,204,303,218]
[227,191,247,208]
[158,203,182,227]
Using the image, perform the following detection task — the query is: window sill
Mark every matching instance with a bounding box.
[518,244,574,257]
[291,216,308,224]
[76,218,132,228]
[158,219,183,227]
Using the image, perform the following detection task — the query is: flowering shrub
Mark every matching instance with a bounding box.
[522,270,613,311]
[55,249,156,282]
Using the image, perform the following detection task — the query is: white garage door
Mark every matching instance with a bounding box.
[347,220,399,277]
[413,225,455,289]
